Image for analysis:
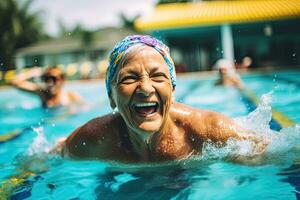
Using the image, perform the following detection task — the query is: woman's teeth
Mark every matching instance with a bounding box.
[134,102,158,115]
[135,102,157,108]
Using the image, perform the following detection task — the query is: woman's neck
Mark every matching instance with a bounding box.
[127,129,153,161]
[126,116,174,161]
[44,90,64,107]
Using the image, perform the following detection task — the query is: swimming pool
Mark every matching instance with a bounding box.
[0,70,299,199]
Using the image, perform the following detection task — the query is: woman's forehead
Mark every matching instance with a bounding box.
[45,69,63,77]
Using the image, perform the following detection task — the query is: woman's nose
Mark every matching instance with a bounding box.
[136,77,155,97]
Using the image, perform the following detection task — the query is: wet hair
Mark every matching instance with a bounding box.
[43,67,65,81]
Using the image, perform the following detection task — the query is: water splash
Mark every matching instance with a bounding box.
[27,126,51,155]
[199,92,300,164]
[13,126,62,173]
[236,91,274,134]
[15,92,299,168]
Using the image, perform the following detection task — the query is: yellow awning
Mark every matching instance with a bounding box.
[135,0,300,31]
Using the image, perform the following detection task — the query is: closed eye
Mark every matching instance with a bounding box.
[151,72,168,82]
[119,75,138,84]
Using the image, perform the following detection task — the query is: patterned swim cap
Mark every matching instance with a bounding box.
[105,35,176,96]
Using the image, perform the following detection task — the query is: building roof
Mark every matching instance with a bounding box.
[16,27,135,56]
[135,0,300,31]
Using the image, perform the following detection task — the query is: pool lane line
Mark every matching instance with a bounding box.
[175,79,294,129]
[0,171,36,200]
[0,110,76,144]
[0,128,24,143]
[0,104,102,198]
[240,89,295,130]
[255,74,299,127]
[0,113,73,198]
[176,79,295,129]
[0,101,100,144]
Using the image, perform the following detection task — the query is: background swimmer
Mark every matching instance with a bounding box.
[214,59,244,89]
[11,67,83,108]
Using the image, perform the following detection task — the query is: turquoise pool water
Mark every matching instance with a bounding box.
[0,70,299,199]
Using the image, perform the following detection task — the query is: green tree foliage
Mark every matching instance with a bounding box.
[119,13,139,31]
[58,22,95,48]
[0,0,44,71]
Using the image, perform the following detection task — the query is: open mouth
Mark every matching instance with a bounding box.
[134,102,158,116]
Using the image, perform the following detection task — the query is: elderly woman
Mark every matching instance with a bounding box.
[60,35,245,163]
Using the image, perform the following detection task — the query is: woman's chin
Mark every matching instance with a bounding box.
[136,120,163,134]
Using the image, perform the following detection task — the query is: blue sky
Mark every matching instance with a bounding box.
[30,0,157,36]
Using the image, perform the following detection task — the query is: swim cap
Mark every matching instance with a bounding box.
[105,35,176,96]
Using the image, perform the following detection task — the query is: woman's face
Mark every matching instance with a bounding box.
[110,45,174,136]
[43,71,64,95]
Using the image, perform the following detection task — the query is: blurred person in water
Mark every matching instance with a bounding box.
[56,35,264,163]
[236,56,252,70]
[11,66,83,108]
[214,59,244,89]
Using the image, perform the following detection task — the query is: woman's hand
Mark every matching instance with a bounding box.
[10,67,43,93]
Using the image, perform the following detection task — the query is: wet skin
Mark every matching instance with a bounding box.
[63,46,240,163]
[216,68,244,89]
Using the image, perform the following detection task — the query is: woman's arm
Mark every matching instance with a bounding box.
[190,109,268,156]
[10,67,43,94]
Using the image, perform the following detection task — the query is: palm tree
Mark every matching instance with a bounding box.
[0,0,44,71]
[119,13,138,31]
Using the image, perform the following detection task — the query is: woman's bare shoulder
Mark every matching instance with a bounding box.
[68,113,122,140]
[170,101,210,122]
[64,113,124,158]
[171,101,239,142]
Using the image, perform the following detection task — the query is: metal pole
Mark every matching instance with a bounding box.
[221,24,234,62]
